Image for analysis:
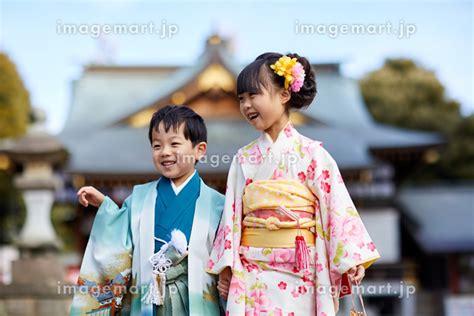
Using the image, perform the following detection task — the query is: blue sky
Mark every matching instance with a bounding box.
[1,0,472,133]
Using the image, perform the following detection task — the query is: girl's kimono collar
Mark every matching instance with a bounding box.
[257,121,298,155]
[241,121,299,180]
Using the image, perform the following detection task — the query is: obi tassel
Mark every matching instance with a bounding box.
[295,235,311,271]
[278,206,312,271]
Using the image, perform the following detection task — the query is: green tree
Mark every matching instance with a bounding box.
[0,52,30,243]
[0,171,25,243]
[360,58,473,180]
[360,58,462,134]
[0,52,31,138]
[438,114,474,179]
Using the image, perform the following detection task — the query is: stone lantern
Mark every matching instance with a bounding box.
[0,109,70,315]
[4,110,68,252]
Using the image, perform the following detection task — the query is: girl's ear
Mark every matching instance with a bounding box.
[279,88,291,105]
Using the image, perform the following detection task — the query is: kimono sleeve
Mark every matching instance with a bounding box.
[70,195,133,315]
[308,145,380,296]
[207,157,245,275]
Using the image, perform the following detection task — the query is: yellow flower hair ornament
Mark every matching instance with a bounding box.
[270,56,306,92]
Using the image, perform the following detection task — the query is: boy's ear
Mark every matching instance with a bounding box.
[279,89,291,105]
[195,141,207,159]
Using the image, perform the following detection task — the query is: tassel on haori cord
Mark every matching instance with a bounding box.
[142,229,188,305]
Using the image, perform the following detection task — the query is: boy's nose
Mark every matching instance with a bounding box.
[160,146,172,156]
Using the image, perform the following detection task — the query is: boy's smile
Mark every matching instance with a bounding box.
[151,122,206,187]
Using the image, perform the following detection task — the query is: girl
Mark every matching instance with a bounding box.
[207,53,380,315]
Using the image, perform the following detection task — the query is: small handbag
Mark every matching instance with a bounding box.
[350,279,367,316]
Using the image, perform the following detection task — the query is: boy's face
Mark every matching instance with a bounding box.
[151,122,207,186]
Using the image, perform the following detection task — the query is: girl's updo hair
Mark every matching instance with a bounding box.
[237,52,317,109]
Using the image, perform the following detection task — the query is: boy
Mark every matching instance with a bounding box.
[70,105,224,316]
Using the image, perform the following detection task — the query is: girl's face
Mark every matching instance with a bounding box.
[238,84,290,133]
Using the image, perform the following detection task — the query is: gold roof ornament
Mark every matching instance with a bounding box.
[207,34,222,46]
[197,63,235,92]
[171,91,186,105]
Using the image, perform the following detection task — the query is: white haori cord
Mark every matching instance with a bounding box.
[142,229,188,305]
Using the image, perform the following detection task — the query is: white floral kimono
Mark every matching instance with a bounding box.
[207,122,380,315]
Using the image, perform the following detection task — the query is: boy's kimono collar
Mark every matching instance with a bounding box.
[138,177,214,315]
[154,172,200,251]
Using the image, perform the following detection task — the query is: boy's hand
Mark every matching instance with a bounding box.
[217,267,232,300]
[347,264,365,283]
[77,186,105,208]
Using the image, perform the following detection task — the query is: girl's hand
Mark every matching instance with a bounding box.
[77,186,105,208]
[347,264,365,283]
[217,267,232,300]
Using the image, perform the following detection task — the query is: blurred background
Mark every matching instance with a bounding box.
[0,0,472,315]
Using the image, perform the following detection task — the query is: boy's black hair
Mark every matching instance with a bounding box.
[148,105,207,146]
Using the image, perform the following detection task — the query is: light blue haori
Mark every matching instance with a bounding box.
[70,174,224,316]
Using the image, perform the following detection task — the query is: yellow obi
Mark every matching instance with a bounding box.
[242,180,317,248]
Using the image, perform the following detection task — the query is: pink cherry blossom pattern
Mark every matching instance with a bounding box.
[298,171,306,183]
[316,263,324,273]
[229,276,245,298]
[268,249,293,264]
[307,159,317,180]
[248,144,263,165]
[250,287,271,313]
[321,169,330,180]
[298,285,307,295]
[207,259,215,270]
[278,281,287,290]
[271,168,285,180]
[224,225,231,237]
[284,124,293,137]
[320,181,331,194]
[291,287,299,298]
[367,242,377,252]
[352,253,362,262]
[245,262,259,273]
[273,308,283,316]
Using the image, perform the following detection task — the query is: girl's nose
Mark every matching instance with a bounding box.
[242,98,251,109]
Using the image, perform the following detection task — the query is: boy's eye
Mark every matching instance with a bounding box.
[153,145,161,149]
[171,142,181,146]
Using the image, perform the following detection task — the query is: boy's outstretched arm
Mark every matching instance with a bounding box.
[77,186,105,208]
[70,191,133,315]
